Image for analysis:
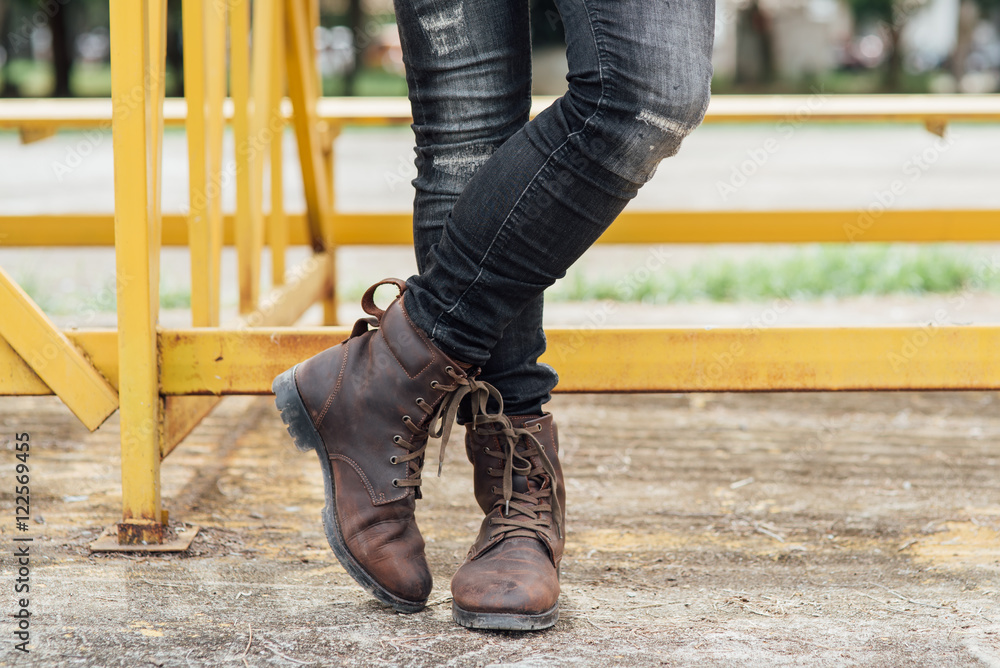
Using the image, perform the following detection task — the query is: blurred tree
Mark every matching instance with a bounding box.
[952,0,1000,81]
[48,0,71,96]
[167,0,182,96]
[0,0,15,96]
[344,0,363,95]
[735,0,776,86]
[846,0,926,91]
[951,0,979,79]
[0,0,40,96]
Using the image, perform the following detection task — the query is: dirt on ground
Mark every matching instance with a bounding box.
[0,389,998,667]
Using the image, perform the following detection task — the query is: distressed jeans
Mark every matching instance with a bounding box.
[392,0,715,415]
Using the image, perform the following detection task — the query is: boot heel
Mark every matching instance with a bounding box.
[272,366,323,453]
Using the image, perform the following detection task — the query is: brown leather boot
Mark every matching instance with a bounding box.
[451,413,566,630]
[272,279,499,613]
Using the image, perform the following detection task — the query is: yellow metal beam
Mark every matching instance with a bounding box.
[592,210,1000,245]
[18,126,57,144]
[151,326,1000,395]
[4,325,1000,396]
[541,326,1000,392]
[317,210,1000,246]
[162,395,221,458]
[3,210,1000,247]
[110,0,166,544]
[1,330,116,395]
[0,337,49,395]
[238,252,332,328]
[0,267,118,430]
[5,95,1000,132]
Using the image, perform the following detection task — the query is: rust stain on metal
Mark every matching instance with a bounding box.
[116,521,165,545]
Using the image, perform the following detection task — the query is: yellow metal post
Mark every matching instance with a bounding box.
[317,0,336,323]
[182,0,214,327]
[167,0,225,464]
[148,0,167,219]
[247,0,278,306]
[285,0,333,252]
[110,0,167,544]
[231,0,260,313]
[321,125,340,324]
[204,0,226,323]
[269,8,287,287]
[316,0,336,321]
[161,0,229,478]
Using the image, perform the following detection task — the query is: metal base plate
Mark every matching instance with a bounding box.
[89,525,200,553]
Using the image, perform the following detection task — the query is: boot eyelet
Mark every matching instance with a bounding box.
[445,366,454,373]
[393,435,402,444]
[430,380,439,389]
[482,447,490,453]
[415,397,425,405]
[389,456,398,464]
[391,479,399,487]
[401,415,411,423]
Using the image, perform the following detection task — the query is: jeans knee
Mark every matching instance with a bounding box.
[637,75,713,149]
[570,65,712,184]
[624,77,711,180]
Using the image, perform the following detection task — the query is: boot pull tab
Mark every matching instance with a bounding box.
[347,316,379,340]
[361,278,408,320]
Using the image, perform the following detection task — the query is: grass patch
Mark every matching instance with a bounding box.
[16,246,999,315]
[322,68,408,97]
[0,59,180,98]
[549,245,1000,303]
[710,69,936,95]
[160,287,192,310]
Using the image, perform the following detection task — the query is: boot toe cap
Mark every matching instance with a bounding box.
[451,538,559,615]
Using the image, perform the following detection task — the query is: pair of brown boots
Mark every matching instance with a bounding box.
[272,280,565,631]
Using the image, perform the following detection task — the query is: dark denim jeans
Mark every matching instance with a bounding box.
[392,0,715,415]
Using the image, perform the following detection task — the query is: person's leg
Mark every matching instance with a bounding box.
[429,0,716,630]
[395,0,556,417]
[403,0,715,369]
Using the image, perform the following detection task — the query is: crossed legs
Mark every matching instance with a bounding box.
[275,0,715,630]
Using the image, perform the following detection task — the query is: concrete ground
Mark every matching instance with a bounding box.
[1,389,998,667]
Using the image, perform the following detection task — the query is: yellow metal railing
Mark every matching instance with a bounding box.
[0,0,999,548]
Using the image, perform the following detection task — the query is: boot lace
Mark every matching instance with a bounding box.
[471,415,563,540]
[393,365,511,492]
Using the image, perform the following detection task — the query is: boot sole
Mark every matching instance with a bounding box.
[272,365,427,614]
[452,602,559,631]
